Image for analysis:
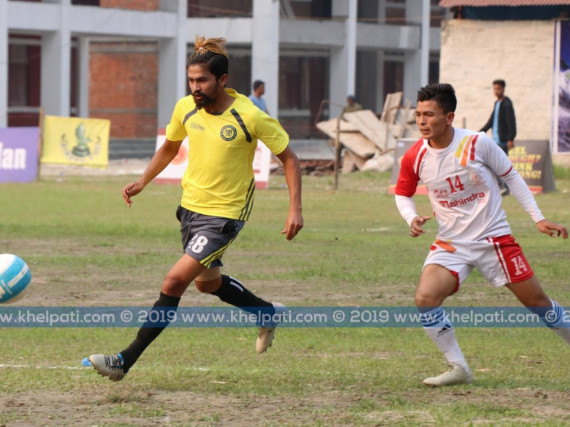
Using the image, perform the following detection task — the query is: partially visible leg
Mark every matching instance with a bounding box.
[188,213,282,354]
[90,254,204,381]
[120,254,204,367]
[416,264,474,387]
[195,269,281,354]
[506,276,570,345]
[196,270,273,316]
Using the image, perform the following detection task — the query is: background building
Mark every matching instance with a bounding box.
[2,0,446,157]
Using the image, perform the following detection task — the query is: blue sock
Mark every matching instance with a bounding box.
[531,299,570,345]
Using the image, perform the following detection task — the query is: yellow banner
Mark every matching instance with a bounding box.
[41,116,110,167]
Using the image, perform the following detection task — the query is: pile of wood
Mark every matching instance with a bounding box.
[271,159,336,176]
[316,92,420,173]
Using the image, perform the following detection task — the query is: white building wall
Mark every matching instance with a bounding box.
[440,20,554,142]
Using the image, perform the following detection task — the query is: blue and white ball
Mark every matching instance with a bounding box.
[0,254,31,304]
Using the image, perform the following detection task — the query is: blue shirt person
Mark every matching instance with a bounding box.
[249,80,268,114]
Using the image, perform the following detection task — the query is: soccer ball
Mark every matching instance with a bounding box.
[0,254,32,304]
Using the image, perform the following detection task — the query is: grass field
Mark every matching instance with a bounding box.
[1,167,569,426]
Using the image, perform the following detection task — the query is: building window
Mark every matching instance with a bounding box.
[356,50,379,112]
[430,0,447,27]
[429,57,439,85]
[279,54,329,139]
[8,39,41,127]
[385,0,406,26]
[8,36,79,127]
[282,0,331,19]
[72,0,100,5]
[383,60,404,96]
[8,44,32,108]
[226,47,252,97]
[187,0,252,17]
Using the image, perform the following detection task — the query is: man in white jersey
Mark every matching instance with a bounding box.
[395,83,569,387]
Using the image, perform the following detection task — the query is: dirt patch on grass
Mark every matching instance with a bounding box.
[1,386,568,426]
[0,388,360,426]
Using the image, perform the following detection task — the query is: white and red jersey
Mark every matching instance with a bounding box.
[395,128,544,241]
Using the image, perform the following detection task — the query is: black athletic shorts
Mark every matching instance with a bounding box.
[176,205,245,268]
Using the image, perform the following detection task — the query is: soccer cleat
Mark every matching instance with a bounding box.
[89,353,126,382]
[256,302,285,354]
[422,363,474,387]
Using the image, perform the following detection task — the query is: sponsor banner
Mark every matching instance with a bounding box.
[253,140,271,189]
[0,127,39,183]
[389,139,555,195]
[154,129,189,184]
[41,116,110,167]
[508,140,555,194]
[153,129,272,188]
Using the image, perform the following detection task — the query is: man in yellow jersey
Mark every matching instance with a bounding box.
[89,36,303,381]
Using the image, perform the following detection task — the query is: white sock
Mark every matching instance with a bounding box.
[420,307,469,371]
[542,299,570,346]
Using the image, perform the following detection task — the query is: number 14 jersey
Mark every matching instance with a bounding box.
[396,128,520,241]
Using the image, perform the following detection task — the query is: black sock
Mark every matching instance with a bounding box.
[120,292,180,372]
[211,275,273,316]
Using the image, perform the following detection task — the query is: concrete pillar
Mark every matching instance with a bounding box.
[157,0,187,130]
[0,0,8,127]
[377,0,386,22]
[403,0,429,104]
[403,52,421,104]
[346,0,357,97]
[375,0,386,110]
[420,0,430,86]
[251,0,279,116]
[41,0,71,116]
[329,0,357,118]
[330,48,348,118]
[78,37,90,118]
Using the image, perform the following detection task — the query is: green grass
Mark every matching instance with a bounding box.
[553,164,570,180]
[0,170,569,425]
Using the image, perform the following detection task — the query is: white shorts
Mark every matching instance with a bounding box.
[423,235,534,290]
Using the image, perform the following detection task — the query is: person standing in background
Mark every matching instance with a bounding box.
[249,80,268,114]
[480,79,517,195]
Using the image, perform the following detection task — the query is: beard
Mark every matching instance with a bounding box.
[193,92,215,109]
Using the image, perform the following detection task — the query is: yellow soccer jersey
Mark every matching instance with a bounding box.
[165,88,289,220]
